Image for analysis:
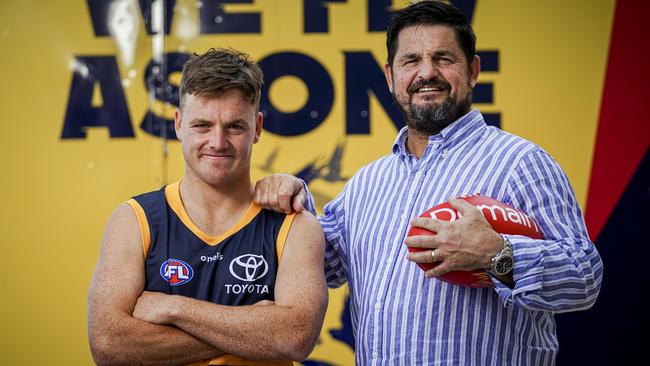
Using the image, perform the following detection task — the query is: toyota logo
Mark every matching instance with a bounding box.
[229,254,269,282]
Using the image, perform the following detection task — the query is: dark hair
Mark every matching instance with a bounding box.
[386,0,476,66]
[179,48,263,109]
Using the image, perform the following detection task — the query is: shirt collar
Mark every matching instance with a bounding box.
[392,109,485,157]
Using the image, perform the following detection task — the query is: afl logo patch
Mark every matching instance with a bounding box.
[229,254,269,282]
[160,258,194,286]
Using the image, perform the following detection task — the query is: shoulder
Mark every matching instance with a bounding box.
[288,211,323,237]
[358,153,398,176]
[321,153,397,214]
[102,203,141,243]
[94,202,147,276]
[487,127,561,165]
[131,186,167,207]
[483,126,542,154]
[285,211,324,250]
[107,202,139,228]
[103,189,161,251]
[344,153,398,190]
[474,126,557,170]
[478,129,571,193]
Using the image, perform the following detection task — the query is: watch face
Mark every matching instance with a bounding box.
[495,256,514,275]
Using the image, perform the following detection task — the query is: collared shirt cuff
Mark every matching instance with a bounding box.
[491,235,545,307]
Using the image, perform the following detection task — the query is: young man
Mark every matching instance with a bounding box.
[87,48,327,366]
[255,1,602,364]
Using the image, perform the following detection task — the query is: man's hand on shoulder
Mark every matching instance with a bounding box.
[254,174,306,213]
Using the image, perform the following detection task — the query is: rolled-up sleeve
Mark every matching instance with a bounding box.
[493,150,603,313]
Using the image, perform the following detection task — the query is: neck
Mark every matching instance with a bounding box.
[180,173,254,219]
[406,128,434,159]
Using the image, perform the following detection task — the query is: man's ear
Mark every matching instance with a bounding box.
[384,63,394,94]
[254,111,263,143]
[470,55,480,88]
[174,109,183,141]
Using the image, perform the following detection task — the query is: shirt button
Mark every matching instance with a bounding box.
[374,302,381,310]
[415,171,421,178]
[400,213,407,220]
[442,148,449,157]
[386,256,392,264]
[372,351,379,358]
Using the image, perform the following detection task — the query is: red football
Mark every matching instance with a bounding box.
[406,195,544,288]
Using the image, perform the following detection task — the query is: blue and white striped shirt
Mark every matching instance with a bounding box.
[316,110,603,365]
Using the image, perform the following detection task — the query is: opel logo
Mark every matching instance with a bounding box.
[229,254,269,282]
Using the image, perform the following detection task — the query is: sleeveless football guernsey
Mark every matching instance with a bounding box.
[126,181,295,366]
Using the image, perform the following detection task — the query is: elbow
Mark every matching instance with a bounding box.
[579,277,602,311]
[280,331,319,361]
[89,334,120,366]
[89,332,134,366]
[571,259,604,311]
[275,319,321,361]
[293,330,320,361]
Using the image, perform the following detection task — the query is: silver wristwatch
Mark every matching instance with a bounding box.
[489,235,514,276]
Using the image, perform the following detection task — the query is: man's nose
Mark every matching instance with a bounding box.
[417,59,440,81]
[208,126,228,149]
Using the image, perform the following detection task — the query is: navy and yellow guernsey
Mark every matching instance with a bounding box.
[126,181,295,366]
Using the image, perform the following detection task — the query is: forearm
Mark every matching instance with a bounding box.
[168,297,324,361]
[89,205,224,365]
[498,150,603,312]
[493,234,603,312]
[90,312,222,365]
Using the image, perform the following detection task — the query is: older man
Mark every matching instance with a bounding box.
[255,1,602,365]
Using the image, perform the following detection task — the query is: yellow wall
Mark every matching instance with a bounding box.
[0,1,614,364]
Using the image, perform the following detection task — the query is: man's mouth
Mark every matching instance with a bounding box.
[202,152,233,159]
[416,86,445,93]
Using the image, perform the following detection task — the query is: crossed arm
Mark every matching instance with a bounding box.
[88,204,327,365]
[88,204,221,365]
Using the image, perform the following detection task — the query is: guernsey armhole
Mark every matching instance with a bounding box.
[126,199,151,258]
[276,212,297,261]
